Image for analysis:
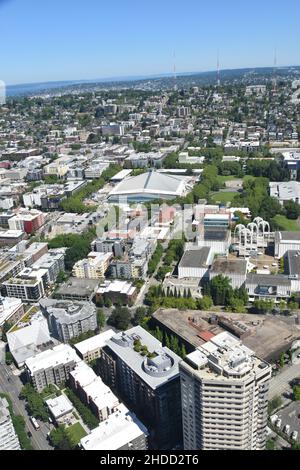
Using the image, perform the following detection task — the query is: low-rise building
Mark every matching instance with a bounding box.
[275,231,300,259]
[245,273,291,302]
[79,403,149,450]
[45,395,74,425]
[209,258,248,289]
[178,247,213,280]
[74,329,115,362]
[95,280,137,305]
[69,361,119,422]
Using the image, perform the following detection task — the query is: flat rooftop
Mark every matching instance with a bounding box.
[25,343,81,374]
[152,308,300,361]
[74,329,115,356]
[179,247,211,269]
[211,257,248,275]
[80,403,148,450]
[286,250,300,276]
[55,277,99,298]
[105,326,180,390]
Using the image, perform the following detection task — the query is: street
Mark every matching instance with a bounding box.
[269,362,300,399]
[0,362,53,450]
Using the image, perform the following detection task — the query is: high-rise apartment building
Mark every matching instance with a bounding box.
[0,398,21,450]
[99,326,182,449]
[179,332,271,450]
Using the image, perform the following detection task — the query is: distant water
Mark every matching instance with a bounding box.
[6,80,80,97]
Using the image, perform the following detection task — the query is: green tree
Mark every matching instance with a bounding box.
[210,275,233,306]
[198,295,213,310]
[133,307,147,326]
[96,309,105,330]
[293,385,300,401]
[107,307,131,330]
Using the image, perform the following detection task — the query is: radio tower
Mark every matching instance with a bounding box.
[173,50,177,91]
[217,49,221,88]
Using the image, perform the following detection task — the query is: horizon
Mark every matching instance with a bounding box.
[6,63,300,89]
[1,0,300,85]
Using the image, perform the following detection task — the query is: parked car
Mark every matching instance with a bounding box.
[291,431,298,441]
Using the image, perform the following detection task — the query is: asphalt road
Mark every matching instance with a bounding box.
[269,363,300,399]
[0,362,53,450]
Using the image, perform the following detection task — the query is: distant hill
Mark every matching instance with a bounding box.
[6,65,300,98]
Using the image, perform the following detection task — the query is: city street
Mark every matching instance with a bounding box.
[0,362,53,450]
[269,363,300,399]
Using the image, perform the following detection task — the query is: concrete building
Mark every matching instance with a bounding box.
[0,296,24,334]
[99,326,182,449]
[196,228,231,256]
[7,311,53,368]
[95,280,137,305]
[180,332,271,450]
[3,268,46,302]
[178,247,213,280]
[274,231,300,258]
[72,252,112,280]
[0,398,21,450]
[209,258,248,289]
[25,344,81,392]
[285,250,300,292]
[55,277,99,302]
[39,298,97,343]
[45,395,73,425]
[8,209,44,234]
[79,403,149,451]
[270,181,300,204]
[245,274,291,303]
[69,361,119,422]
[74,329,115,362]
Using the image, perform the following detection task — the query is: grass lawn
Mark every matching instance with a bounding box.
[211,191,237,204]
[66,422,87,446]
[272,215,300,231]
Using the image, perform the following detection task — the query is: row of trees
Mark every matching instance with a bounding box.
[19,384,60,421]
[0,393,33,450]
[147,242,164,276]
[60,164,121,213]
[64,388,99,430]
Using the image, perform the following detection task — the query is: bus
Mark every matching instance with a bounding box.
[30,416,40,430]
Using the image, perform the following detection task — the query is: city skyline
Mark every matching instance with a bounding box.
[1,0,300,85]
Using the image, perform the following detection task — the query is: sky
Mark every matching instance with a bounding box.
[1,0,300,85]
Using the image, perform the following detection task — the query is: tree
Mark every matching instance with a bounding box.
[253,299,274,314]
[268,396,283,415]
[210,275,233,306]
[5,351,13,365]
[107,307,131,330]
[198,295,213,310]
[96,309,105,330]
[284,201,300,220]
[49,425,73,450]
[133,307,147,326]
[293,385,300,401]
[279,352,285,368]
[104,298,112,308]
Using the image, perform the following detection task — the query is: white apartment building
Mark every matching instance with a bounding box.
[79,403,149,451]
[69,361,119,422]
[179,332,271,450]
[72,252,112,280]
[0,398,21,450]
[25,344,81,392]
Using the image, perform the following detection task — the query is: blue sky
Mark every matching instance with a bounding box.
[1,0,300,85]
